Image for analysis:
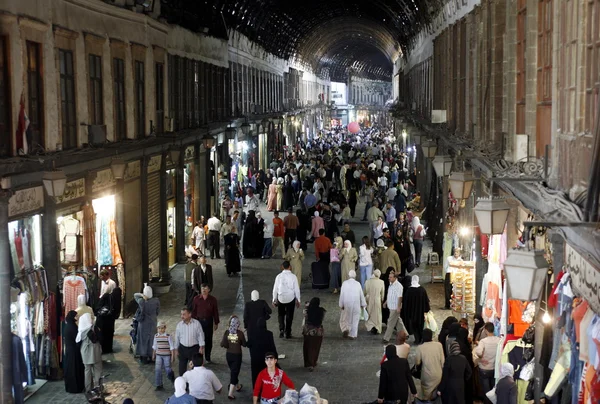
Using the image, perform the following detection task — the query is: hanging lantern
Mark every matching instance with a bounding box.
[413,132,423,145]
[42,169,67,197]
[420,139,438,159]
[240,122,250,136]
[201,134,216,149]
[474,197,510,235]
[448,171,475,200]
[225,126,237,140]
[503,249,548,301]
[432,155,454,177]
[169,148,181,165]
[110,158,127,180]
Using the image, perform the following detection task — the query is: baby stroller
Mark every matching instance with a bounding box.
[128,308,140,357]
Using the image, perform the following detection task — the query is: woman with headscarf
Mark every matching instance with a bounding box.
[394,225,413,277]
[165,377,196,403]
[472,314,485,345]
[96,282,121,354]
[438,316,458,358]
[243,290,272,338]
[296,209,310,250]
[311,211,325,240]
[415,329,445,401]
[77,313,103,394]
[411,216,426,267]
[377,344,417,404]
[224,230,241,277]
[495,363,517,404]
[329,236,343,294]
[134,284,160,364]
[284,240,305,286]
[401,275,430,344]
[438,341,472,404]
[381,267,396,325]
[303,297,326,371]
[446,322,474,404]
[64,310,85,393]
[340,240,358,283]
[247,317,278,389]
[283,176,295,211]
[267,178,277,211]
[276,177,284,211]
[243,210,259,258]
[220,315,247,399]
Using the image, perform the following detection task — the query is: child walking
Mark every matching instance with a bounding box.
[152,320,175,390]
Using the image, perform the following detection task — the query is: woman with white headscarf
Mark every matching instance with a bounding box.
[411,216,426,266]
[401,275,430,344]
[134,284,160,364]
[340,240,358,283]
[165,377,196,403]
[438,341,472,404]
[77,313,103,394]
[495,363,517,404]
[284,240,305,285]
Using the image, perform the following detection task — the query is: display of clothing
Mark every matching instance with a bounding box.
[59,217,80,263]
[62,275,87,314]
[508,300,533,338]
[98,216,112,266]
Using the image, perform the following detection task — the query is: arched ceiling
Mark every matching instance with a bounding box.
[160,0,438,81]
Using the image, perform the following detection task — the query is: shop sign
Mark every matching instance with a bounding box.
[92,169,116,193]
[124,161,141,181]
[566,243,600,314]
[8,186,44,218]
[184,145,195,162]
[147,155,162,173]
[54,178,85,204]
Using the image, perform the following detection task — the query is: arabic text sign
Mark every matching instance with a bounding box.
[8,186,44,218]
[566,243,600,315]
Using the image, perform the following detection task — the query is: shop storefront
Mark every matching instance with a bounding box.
[7,186,52,399]
[183,146,196,245]
[147,155,162,277]
[165,166,177,267]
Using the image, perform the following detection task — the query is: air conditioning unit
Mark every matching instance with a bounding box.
[165,117,174,132]
[431,110,447,123]
[88,125,107,146]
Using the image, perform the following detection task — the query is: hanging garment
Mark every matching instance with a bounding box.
[22,229,32,269]
[59,217,80,262]
[109,220,123,265]
[98,216,112,266]
[82,204,97,268]
[63,276,87,314]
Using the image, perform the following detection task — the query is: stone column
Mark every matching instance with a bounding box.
[175,151,186,263]
[0,191,13,402]
[140,156,150,284]
[159,152,170,282]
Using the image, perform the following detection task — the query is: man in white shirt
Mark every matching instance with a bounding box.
[474,322,502,398]
[175,307,205,376]
[182,353,222,402]
[272,261,301,339]
[245,191,260,212]
[444,248,463,309]
[99,269,116,297]
[383,271,407,343]
[206,213,222,259]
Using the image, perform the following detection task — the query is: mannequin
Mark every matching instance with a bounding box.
[75,294,95,324]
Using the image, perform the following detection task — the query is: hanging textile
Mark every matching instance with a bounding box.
[109,220,123,265]
[82,204,97,268]
[98,216,112,266]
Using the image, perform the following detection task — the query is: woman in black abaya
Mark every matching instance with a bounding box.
[224,232,241,276]
[243,210,260,258]
[401,275,430,344]
[247,318,278,389]
[64,310,85,393]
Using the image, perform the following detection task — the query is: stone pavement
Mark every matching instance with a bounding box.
[27,200,450,404]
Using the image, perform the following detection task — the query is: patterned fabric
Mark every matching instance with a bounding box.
[63,277,86,313]
[98,216,112,266]
[109,220,123,265]
[82,204,97,268]
[302,324,324,337]
[154,334,173,356]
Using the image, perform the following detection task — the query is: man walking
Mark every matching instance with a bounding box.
[174,307,205,376]
[272,211,286,258]
[272,261,301,339]
[339,270,366,339]
[207,213,222,259]
[383,271,407,343]
[184,254,199,306]
[283,207,299,251]
[190,284,220,363]
[182,353,222,403]
[474,322,502,399]
[192,255,214,294]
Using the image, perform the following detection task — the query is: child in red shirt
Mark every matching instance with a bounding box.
[253,352,295,403]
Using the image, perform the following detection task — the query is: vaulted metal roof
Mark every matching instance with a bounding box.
[160,0,437,81]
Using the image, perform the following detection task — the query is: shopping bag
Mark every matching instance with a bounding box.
[424,311,438,333]
[360,307,369,322]
[485,387,497,404]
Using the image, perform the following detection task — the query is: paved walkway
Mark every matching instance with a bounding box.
[28,201,449,404]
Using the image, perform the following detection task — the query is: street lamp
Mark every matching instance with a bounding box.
[473,197,511,235]
[240,121,250,136]
[503,249,548,301]
[448,171,475,200]
[432,155,454,177]
[169,147,181,165]
[421,139,438,159]
[110,158,127,180]
[225,126,237,140]
[201,134,216,149]
[42,169,67,198]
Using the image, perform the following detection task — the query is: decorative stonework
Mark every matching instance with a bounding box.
[147,155,162,173]
[125,161,141,181]
[184,145,195,161]
[494,157,545,179]
[92,169,116,193]
[54,178,85,204]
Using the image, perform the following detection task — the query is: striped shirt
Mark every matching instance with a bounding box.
[387,280,404,311]
[152,333,175,356]
[175,318,205,349]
